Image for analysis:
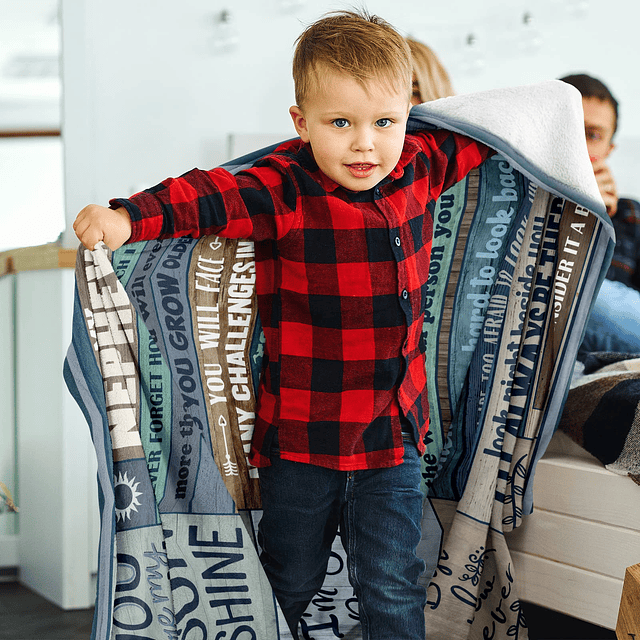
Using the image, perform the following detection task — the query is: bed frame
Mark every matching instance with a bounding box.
[504,430,640,629]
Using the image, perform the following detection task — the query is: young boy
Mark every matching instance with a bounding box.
[74,10,493,639]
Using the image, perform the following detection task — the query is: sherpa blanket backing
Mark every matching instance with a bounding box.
[64,81,614,640]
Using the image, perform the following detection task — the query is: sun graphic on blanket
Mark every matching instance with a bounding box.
[114,471,143,522]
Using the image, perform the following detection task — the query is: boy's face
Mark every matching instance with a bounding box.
[289,66,411,192]
[582,96,616,162]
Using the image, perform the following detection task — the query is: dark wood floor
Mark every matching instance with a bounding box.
[0,583,93,640]
[0,581,617,640]
[521,602,617,639]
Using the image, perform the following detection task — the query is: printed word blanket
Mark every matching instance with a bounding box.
[64,81,613,640]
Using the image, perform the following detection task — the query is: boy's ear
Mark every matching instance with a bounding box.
[289,106,310,143]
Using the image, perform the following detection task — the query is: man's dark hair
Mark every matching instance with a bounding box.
[559,73,619,135]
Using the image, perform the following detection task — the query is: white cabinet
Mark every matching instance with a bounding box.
[0,247,99,609]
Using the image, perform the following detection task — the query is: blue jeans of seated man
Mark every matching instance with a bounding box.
[257,438,426,640]
[579,278,640,358]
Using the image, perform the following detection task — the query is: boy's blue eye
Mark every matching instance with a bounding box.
[333,119,349,128]
[376,118,392,128]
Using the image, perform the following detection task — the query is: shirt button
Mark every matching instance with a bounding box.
[402,289,408,299]
[395,236,401,246]
[374,187,381,197]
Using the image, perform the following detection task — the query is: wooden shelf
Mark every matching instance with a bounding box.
[617,563,640,638]
[0,243,78,277]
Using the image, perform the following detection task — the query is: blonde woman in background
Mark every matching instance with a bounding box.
[407,37,455,104]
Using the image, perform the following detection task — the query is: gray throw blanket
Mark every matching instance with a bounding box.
[560,353,640,485]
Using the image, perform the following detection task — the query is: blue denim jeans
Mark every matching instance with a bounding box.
[579,278,640,358]
[257,438,426,640]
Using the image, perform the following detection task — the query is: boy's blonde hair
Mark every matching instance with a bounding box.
[292,10,412,108]
[406,38,455,103]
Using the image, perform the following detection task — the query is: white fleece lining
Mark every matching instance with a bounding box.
[408,80,607,217]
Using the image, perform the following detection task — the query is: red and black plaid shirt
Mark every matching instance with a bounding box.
[114,132,492,470]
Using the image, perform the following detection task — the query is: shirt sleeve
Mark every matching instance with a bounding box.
[412,129,495,201]
[110,162,300,244]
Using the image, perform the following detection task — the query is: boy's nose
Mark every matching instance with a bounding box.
[352,128,374,152]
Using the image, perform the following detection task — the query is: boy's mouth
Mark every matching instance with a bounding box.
[346,163,376,178]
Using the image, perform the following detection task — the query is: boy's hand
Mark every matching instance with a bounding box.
[591,157,618,217]
[73,204,132,251]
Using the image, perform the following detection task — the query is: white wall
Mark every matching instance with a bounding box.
[61,0,639,248]
[0,138,65,251]
[0,0,60,131]
[0,276,17,567]
[15,269,97,608]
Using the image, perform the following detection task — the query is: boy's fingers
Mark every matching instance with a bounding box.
[72,205,131,251]
[80,231,101,251]
[73,205,109,250]
[72,218,96,250]
[77,220,105,251]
